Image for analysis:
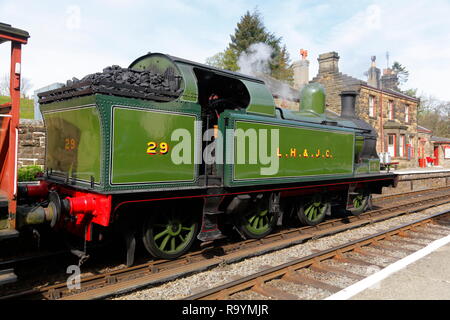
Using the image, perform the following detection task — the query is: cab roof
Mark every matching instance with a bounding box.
[134,52,265,84]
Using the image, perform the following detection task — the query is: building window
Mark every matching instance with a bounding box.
[445,146,450,159]
[388,134,396,157]
[399,134,406,157]
[405,104,410,123]
[388,100,394,120]
[369,95,376,118]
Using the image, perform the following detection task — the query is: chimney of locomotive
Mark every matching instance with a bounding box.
[340,91,358,119]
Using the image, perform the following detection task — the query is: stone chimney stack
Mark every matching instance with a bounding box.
[292,49,310,89]
[381,68,399,91]
[318,52,340,74]
[367,56,381,89]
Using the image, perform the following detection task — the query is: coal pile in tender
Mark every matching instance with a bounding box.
[39,65,183,103]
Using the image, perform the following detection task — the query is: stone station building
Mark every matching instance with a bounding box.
[267,51,448,169]
[310,52,420,169]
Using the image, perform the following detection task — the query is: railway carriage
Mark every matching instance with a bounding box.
[2,50,397,265]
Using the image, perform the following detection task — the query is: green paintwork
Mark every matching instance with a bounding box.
[146,210,196,255]
[175,64,199,103]
[303,197,327,222]
[353,194,365,209]
[355,164,369,174]
[130,54,178,73]
[40,93,201,193]
[43,106,102,183]
[243,208,273,235]
[132,53,277,116]
[243,80,276,117]
[37,52,386,195]
[369,159,380,172]
[355,135,364,158]
[40,95,96,112]
[299,83,325,115]
[221,112,355,186]
[128,53,199,103]
[356,159,380,174]
[111,107,197,184]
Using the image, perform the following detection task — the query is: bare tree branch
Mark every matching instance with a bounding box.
[0,74,33,98]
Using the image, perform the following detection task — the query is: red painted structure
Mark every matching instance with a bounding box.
[0,23,29,233]
[434,146,439,166]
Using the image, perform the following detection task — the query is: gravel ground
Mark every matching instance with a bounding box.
[113,202,450,300]
[229,290,270,300]
[321,259,378,276]
[345,251,392,266]
[364,246,407,259]
[389,235,431,246]
[268,280,331,300]
[296,268,355,288]
[263,279,330,300]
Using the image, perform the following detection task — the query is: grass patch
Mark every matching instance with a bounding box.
[0,95,34,119]
[18,165,43,182]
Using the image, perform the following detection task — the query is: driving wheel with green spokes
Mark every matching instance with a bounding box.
[348,191,371,216]
[297,194,330,226]
[237,196,276,239]
[142,207,199,260]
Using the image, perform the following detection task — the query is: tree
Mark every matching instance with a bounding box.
[205,10,292,81]
[417,94,450,138]
[391,61,409,86]
[0,74,9,96]
[20,77,33,99]
[205,48,238,71]
[205,52,226,70]
[270,45,294,83]
[403,88,418,99]
[0,74,33,98]
[228,10,281,55]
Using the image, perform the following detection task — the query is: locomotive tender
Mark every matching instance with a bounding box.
[14,52,397,264]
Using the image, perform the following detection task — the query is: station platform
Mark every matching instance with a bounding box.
[392,167,450,175]
[373,167,450,198]
[328,237,450,300]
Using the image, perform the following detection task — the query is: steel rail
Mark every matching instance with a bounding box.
[0,186,445,267]
[1,188,450,300]
[184,209,450,300]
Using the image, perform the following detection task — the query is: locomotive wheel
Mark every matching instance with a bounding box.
[297,194,330,226]
[348,191,371,216]
[237,196,275,239]
[142,207,198,260]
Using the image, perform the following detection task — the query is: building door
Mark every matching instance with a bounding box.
[388,134,396,158]
[399,135,405,157]
[434,146,439,166]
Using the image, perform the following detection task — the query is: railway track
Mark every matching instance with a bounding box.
[185,210,450,300]
[1,186,450,300]
[1,186,446,269]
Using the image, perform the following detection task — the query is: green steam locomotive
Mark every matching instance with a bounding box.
[17,52,396,264]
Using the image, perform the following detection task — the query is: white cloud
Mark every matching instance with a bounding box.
[1,0,449,103]
[65,5,82,31]
[273,0,450,101]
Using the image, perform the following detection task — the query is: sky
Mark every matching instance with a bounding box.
[1,0,450,101]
